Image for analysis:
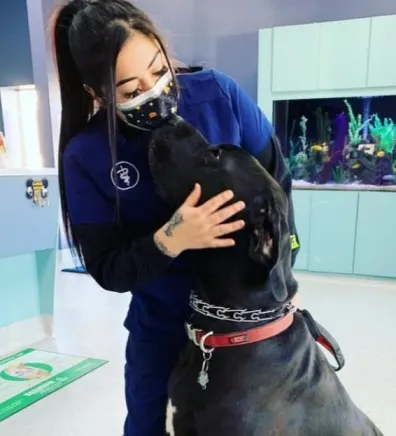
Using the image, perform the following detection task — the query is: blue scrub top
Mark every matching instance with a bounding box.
[63,69,275,341]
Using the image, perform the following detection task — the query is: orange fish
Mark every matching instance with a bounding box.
[149,112,158,118]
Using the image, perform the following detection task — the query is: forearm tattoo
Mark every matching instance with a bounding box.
[164,211,184,237]
[154,233,177,258]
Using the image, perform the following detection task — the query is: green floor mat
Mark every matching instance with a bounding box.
[0,348,107,421]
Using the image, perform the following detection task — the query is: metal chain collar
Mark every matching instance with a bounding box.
[189,292,294,323]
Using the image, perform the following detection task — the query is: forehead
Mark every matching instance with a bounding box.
[115,32,161,80]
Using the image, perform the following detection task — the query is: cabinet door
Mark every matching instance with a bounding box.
[0,175,59,259]
[272,23,320,93]
[367,15,396,88]
[354,192,396,278]
[308,191,358,274]
[258,29,274,120]
[291,189,311,271]
[318,19,371,90]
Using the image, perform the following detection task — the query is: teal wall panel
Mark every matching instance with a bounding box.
[257,29,273,120]
[0,253,40,328]
[36,248,57,317]
[308,190,358,274]
[292,190,311,270]
[367,15,396,88]
[318,18,371,90]
[272,23,320,92]
[0,175,59,330]
[354,192,396,278]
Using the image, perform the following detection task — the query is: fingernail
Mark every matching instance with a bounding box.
[227,190,234,199]
[239,201,246,209]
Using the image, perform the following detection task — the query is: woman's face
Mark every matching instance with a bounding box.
[114,32,169,104]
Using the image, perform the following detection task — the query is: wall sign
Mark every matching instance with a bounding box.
[25,178,49,207]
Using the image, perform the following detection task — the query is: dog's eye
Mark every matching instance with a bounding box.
[209,149,221,160]
[204,148,222,166]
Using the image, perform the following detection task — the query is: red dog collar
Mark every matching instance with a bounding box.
[186,312,294,349]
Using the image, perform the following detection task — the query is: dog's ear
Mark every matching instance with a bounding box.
[247,195,288,302]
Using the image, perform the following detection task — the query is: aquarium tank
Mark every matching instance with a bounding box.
[273,96,396,187]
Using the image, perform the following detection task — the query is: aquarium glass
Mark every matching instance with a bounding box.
[273,96,396,187]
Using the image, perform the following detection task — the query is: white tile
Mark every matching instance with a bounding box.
[0,271,394,435]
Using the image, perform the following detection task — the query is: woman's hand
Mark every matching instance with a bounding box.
[154,183,245,257]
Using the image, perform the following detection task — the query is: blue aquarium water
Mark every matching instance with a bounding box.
[273,96,396,187]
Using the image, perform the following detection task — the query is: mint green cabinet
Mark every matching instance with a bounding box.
[367,15,396,88]
[308,191,358,274]
[290,189,396,279]
[272,24,320,92]
[318,19,371,90]
[292,190,312,270]
[353,192,396,278]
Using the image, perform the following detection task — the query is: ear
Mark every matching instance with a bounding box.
[84,85,102,107]
[83,85,95,99]
[247,195,288,302]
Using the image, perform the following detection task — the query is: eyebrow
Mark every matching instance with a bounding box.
[116,50,161,87]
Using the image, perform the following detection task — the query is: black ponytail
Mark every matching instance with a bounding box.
[51,0,178,265]
[52,0,93,263]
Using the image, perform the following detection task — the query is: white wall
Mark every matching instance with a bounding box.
[133,0,195,64]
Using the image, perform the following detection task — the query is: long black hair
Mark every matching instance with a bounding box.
[51,0,176,264]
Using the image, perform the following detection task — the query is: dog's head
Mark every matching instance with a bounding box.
[149,117,296,303]
[148,116,209,207]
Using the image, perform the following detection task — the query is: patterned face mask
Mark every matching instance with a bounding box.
[116,71,178,131]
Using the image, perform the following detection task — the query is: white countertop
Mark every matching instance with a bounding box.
[0,168,58,176]
[293,183,396,192]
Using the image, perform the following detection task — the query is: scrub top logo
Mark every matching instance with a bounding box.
[111,161,140,191]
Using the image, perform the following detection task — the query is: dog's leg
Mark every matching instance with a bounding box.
[166,398,197,436]
[166,399,177,436]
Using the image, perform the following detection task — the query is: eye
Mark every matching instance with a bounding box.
[123,89,141,100]
[207,148,222,160]
[204,148,222,167]
[154,66,169,77]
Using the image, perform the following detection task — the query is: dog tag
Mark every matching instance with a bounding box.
[198,370,209,390]
[198,355,211,390]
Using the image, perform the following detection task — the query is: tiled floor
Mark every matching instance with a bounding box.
[0,271,395,435]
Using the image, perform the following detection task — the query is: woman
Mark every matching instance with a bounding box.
[52,1,300,435]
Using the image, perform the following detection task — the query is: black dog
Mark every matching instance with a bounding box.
[148,117,383,436]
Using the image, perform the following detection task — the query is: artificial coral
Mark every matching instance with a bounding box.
[369,114,396,154]
[344,99,372,146]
